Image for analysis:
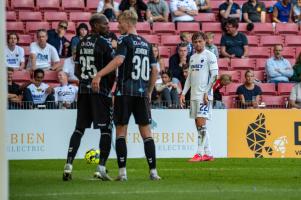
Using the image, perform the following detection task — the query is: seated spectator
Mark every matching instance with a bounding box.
[213,74,232,109]
[54,71,78,109]
[23,69,54,109]
[236,70,262,109]
[242,0,266,23]
[155,71,181,108]
[273,0,292,23]
[266,44,293,83]
[289,74,301,108]
[205,32,219,58]
[170,0,198,22]
[7,67,23,109]
[293,0,301,23]
[152,45,166,80]
[220,18,248,58]
[119,0,148,22]
[195,0,211,13]
[63,56,79,84]
[181,66,190,101]
[290,52,301,82]
[169,42,190,84]
[47,20,70,58]
[5,33,25,70]
[97,0,120,21]
[179,32,194,57]
[146,0,169,22]
[27,29,61,71]
[70,23,89,55]
[219,0,241,29]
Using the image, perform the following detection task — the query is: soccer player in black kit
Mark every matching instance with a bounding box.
[63,14,115,181]
[92,10,161,181]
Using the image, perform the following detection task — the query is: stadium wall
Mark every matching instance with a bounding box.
[6,110,227,160]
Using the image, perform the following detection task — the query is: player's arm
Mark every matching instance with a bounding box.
[74,44,81,79]
[204,55,219,104]
[148,64,158,100]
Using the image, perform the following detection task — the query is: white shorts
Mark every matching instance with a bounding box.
[190,100,212,120]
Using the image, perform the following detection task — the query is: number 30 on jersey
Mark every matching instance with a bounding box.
[131,55,150,81]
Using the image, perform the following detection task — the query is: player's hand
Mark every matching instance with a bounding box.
[203,93,209,105]
[180,95,186,108]
[147,92,152,103]
[92,75,101,93]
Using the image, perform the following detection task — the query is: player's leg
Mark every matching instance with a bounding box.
[134,97,160,180]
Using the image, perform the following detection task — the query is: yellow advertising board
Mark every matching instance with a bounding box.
[228,110,301,158]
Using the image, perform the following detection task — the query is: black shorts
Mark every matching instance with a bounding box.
[114,96,152,125]
[76,93,113,129]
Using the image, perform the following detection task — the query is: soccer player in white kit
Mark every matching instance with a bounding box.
[180,31,218,162]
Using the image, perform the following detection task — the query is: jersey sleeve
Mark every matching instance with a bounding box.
[115,36,127,58]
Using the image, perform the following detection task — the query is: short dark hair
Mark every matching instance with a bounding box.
[33,69,45,78]
[36,29,47,38]
[7,32,19,43]
[7,67,14,72]
[226,18,239,29]
[89,13,107,29]
[177,42,188,48]
[192,31,207,42]
[162,71,172,79]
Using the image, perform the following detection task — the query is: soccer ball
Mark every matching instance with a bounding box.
[84,149,100,164]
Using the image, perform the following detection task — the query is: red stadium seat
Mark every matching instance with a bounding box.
[285,35,301,47]
[36,0,61,11]
[18,34,32,46]
[194,13,216,22]
[158,46,170,58]
[6,22,24,33]
[6,11,17,21]
[44,12,68,22]
[278,83,295,96]
[255,58,267,70]
[247,35,259,47]
[153,22,176,35]
[259,35,284,47]
[22,46,30,56]
[11,0,35,10]
[177,22,200,33]
[248,47,271,58]
[86,0,99,11]
[287,58,295,66]
[108,22,119,33]
[19,11,42,22]
[257,83,277,95]
[69,12,92,22]
[201,23,222,33]
[12,70,31,82]
[64,33,74,42]
[281,47,296,59]
[261,95,286,108]
[264,1,277,10]
[230,58,255,70]
[275,23,299,35]
[210,1,221,12]
[252,23,274,35]
[26,22,50,34]
[212,33,222,46]
[52,22,76,34]
[170,46,177,55]
[253,70,266,83]
[160,35,181,46]
[44,71,58,82]
[62,0,85,11]
[222,95,236,108]
[225,83,241,95]
[6,0,10,10]
[136,22,151,34]
[217,58,230,70]
[140,35,160,45]
[219,70,241,83]
[238,23,248,33]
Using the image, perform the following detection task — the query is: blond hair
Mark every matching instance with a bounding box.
[220,74,232,82]
[205,32,215,39]
[118,10,138,25]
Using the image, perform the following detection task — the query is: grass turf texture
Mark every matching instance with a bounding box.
[10,158,301,200]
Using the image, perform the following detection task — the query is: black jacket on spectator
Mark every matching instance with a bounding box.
[8,82,22,109]
[168,53,190,85]
[119,0,148,22]
[47,29,70,58]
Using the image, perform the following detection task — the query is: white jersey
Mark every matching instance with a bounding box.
[182,49,218,101]
[5,45,25,68]
[54,84,78,103]
[27,83,50,104]
[28,42,60,69]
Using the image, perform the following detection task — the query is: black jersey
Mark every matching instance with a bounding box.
[75,33,114,96]
[115,34,156,97]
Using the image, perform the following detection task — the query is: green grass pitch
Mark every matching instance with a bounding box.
[9,158,301,200]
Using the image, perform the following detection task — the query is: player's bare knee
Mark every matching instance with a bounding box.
[195,118,206,127]
[116,125,127,137]
[139,125,152,139]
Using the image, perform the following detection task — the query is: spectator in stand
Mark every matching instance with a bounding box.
[146,0,169,22]
[97,0,120,21]
[289,72,301,108]
[54,71,78,109]
[220,18,248,58]
[70,23,89,55]
[5,33,25,70]
[213,74,232,109]
[179,32,194,57]
[236,70,262,109]
[205,32,219,58]
[119,0,148,22]
[293,0,301,23]
[273,0,292,23]
[153,45,166,76]
[195,0,211,13]
[155,71,181,108]
[181,66,190,102]
[170,0,198,22]
[266,44,293,83]
[47,20,70,58]
[63,56,79,84]
[7,67,23,109]
[242,0,266,23]
[290,52,301,82]
[23,69,54,109]
[219,0,241,30]
[169,42,190,84]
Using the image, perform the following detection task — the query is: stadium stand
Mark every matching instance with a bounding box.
[19,11,43,22]
[176,22,200,33]
[11,0,35,11]
[26,22,50,33]
[61,0,85,12]
[7,22,24,33]
[6,11,16,21]
[194,13,216,22]
[69,12,92,23]
[153,22,176,35]
[36,0,61,11]
[44,12,68,22]
[230,58,255,70]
